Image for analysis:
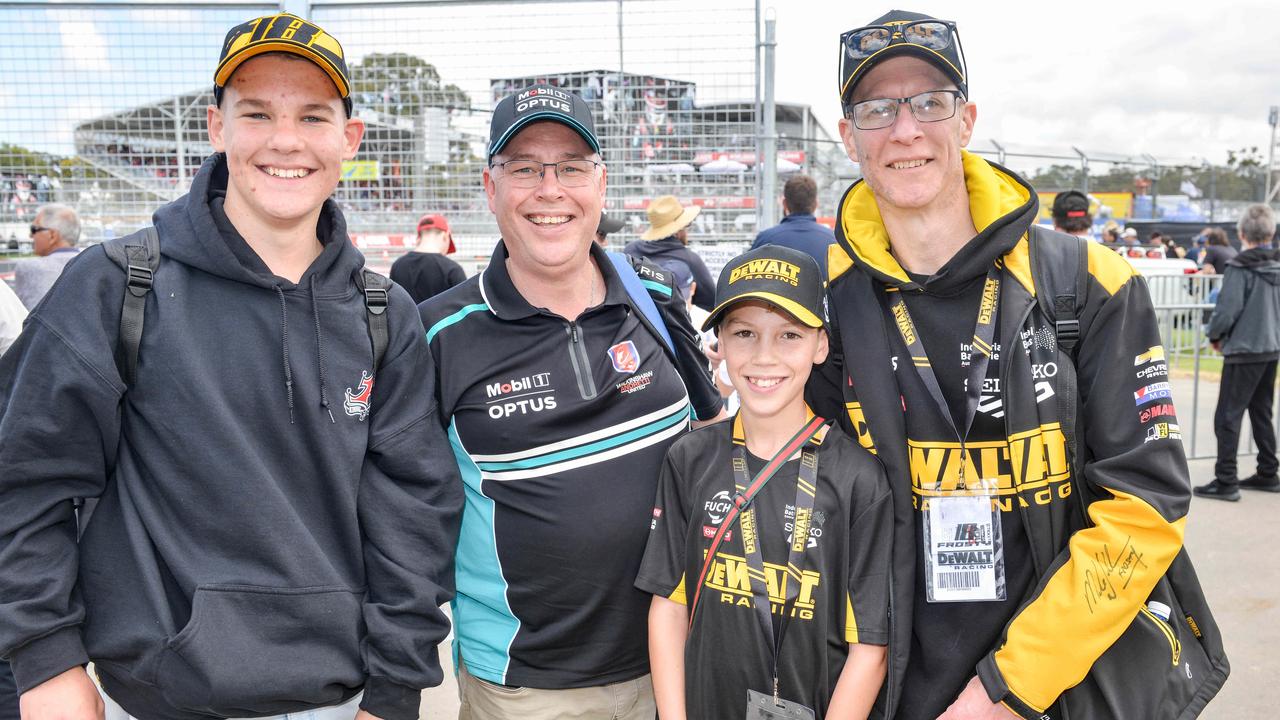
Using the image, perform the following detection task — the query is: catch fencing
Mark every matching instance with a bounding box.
[0,0,771,261]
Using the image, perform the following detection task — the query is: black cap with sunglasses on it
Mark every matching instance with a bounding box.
[838,10,967,113]
[488,84,601,160]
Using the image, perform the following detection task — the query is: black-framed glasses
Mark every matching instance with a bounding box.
[848,90,964,130]
[490,159,601,188]
[838,19,966,104]
[29,224,51,237]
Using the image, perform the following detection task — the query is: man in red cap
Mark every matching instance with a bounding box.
[390,214,467,304]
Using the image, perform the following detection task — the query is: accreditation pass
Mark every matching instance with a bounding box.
[924,489,1006,603]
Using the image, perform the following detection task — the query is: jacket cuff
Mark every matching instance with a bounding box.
[976,653,1044,720]
[360,676,421,720]
[7,625,89,694]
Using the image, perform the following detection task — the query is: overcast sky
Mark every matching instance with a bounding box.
[772,0,1280,171]
[2,0,1276,177]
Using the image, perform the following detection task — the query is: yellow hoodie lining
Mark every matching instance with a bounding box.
[835,150,1031,286]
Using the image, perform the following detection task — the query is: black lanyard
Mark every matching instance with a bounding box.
[730,426,821,701]
[878,265,1002,486]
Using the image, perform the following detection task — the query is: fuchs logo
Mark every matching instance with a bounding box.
[608,341,640,374]
[344,371,374,420]
[486,372,551,399]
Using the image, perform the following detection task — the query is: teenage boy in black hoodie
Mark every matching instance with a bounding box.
[0,14,461,720]
[810,9,1225,720]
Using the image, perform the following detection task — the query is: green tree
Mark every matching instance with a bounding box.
[350,53,470,115]
[0,143,62,176]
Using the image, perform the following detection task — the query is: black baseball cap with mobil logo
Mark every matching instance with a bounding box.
[488,84,601,159]
[702,245,826,332]
[214,13,353,117]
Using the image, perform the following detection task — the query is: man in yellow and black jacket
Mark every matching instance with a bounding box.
[810,9,1228,719]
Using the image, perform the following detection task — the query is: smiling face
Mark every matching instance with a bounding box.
[207,53,364,231]
[484,121,605,278]
[838,55,975,215]
[721,300,829,423]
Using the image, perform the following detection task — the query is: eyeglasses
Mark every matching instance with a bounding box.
[29,224,51,237]
[838,19,966,105]
[490,159,601,188]
[848,90,964,130]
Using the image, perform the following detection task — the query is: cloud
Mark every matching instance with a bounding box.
[57,20,109,71]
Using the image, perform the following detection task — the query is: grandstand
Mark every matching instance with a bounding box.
[61,67,839,254]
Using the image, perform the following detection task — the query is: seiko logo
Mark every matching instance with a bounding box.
[1031,362,1059,379]
[486,373,551,398]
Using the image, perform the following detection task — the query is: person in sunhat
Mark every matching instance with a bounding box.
[808,8,1225,720]
[624,195,716,311]
[0,12,461,720]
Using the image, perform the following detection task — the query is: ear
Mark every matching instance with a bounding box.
[957,101,977,148]
[342,116,366,160]
[207,104,225,152]
[837,117,860,163]
[483,165,498,214]
[813,328,830,365]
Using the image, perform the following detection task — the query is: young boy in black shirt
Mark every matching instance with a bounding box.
[637,245,891,719]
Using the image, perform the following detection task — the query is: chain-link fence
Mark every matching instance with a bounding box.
[1,0,789,263]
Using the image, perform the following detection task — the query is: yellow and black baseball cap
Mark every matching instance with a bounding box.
[702,245,826,332]
[214,13,353,116]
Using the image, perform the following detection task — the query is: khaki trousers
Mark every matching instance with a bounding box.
[457,660,655,720]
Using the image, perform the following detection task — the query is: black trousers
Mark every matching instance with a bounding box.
[0,661,18,720]
[1214,360,1279,484]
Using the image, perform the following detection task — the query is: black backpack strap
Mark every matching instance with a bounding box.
[357,269,390,370]
[1029,227,1091,522]
[102,226,160,385]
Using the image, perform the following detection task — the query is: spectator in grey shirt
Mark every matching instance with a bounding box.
[16,203,81,310]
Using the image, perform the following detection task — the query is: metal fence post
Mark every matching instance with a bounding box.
[759,13,777,230]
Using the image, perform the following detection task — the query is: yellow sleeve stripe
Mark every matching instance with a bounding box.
[669,574,687,605]
[993,487,1186,711]
[1087,240,1140,296]
[844,592,859,644]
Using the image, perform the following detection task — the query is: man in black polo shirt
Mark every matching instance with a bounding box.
[420,85,722,719]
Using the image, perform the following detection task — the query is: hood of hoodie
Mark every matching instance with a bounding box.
[829,150,1039,293]
[1228,246,1280,283]
[153,153,367,294]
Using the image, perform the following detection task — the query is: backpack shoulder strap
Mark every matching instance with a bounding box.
[1029,226,1091,521]
[1029,225,1089,356]
[356,269,390,371]
[606,251,676,357]
[102,226,160,386]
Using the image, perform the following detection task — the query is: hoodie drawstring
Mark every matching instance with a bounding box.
[311,275,336,423]
[275,285,296,424]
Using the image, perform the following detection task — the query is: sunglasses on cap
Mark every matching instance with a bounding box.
[839,19,966,103]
